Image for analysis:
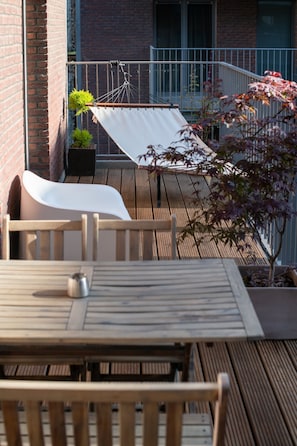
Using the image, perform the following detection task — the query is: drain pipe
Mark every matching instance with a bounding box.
[22,0,29,170]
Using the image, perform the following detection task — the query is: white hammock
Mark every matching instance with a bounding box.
[89,103,214,171]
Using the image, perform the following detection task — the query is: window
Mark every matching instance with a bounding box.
[257,0,293,76]
[154,1,213,102]
[155,1,213,49]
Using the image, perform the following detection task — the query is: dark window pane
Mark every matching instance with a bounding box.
[188,4,212,48]
[156,4,181,48]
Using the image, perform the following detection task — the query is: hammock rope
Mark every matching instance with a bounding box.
[94,61,170,105]
[95,62,138,103]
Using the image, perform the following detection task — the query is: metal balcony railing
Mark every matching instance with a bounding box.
[66,60,261,153]
[66,47,297,155]
[150,47,297,82]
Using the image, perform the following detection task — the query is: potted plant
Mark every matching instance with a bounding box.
[141,72,297,288]
[71,128,93,148]
[67,88,96,176]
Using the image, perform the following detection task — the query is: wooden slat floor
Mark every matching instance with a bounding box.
[65,168,297,446]
[65,168,268,264]
[1,168,295,446]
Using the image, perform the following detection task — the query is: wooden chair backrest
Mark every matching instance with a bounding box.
[1,214,88,260]
[0,373,229,446]
[93,213,177,261]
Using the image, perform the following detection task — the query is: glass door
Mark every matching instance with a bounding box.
[155,1,213,101]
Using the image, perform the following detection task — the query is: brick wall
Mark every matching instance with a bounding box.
[26,1,50,178]
[81,0,259,61]
[47,0,67,180]
[81,0,154,61]
[0,0,25,226]
[0,0,67,255]
[26,0,67,181]
[80,0,297,64]
[217,0,257,48]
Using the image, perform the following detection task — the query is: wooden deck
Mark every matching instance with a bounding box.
[65,167,268,264]
[65,168,296,446]
[1,168,295,446]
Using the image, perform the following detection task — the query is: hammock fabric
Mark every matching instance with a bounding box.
[89,103,213,170]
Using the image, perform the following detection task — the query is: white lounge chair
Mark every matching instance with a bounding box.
[20,170,131,260]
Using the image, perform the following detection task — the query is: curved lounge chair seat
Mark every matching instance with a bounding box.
[20,170,131,260]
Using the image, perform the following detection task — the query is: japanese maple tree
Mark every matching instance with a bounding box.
[141,72,297,286]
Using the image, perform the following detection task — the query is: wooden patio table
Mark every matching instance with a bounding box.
[0,259,264,380]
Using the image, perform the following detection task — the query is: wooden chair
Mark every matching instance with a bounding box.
[0,214,88,381]
[0,373,230,446]
[1,213,88,260]
[92,213,177,261]
[91,213,181,381]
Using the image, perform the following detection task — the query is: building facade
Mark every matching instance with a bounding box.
[79,0,296,64]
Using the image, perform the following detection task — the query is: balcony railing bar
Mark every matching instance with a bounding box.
[66,60,263,150]
[151,47,297,81]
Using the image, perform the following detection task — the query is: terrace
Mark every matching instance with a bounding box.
[1,169,296,445]
[2,1,297,440]
[2,52,295,445]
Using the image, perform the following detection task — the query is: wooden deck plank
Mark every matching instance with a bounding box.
[165,173,200,259]
[64,175,79,183]
[135,168,154,216]
[146,174,178,260]
[228,342,295,446]
[1,366,17,377]
[121,168,136,218]
[162,173,201,259]
[176,174,223,259]
[146,170,160,211]
[162,173,186,210]
[47,365,72,378]
[105,168,123,194]
[79,175,94,184]
[187,173,256,262]
[285,340,297,368]
[93,167,108,185]
[198,342,256,446]
[256,341,297,445]
[16,365,48,378]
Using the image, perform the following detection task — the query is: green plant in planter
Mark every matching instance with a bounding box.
[68,88,94,116]
[141,72,297,286]
[67,88,96,175]
[71,128,93,148]
[68,88,95,147]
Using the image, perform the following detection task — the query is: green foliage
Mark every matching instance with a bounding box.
[68,89,94,116]
[141,72,297,286]
[71,128,93,148]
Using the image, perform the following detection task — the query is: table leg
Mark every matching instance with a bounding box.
[0,365,5,378]
[157,174,161,207]
[70,364,87,381]
[180,343,193,382]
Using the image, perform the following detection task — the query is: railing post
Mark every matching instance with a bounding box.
[149,46,155,102]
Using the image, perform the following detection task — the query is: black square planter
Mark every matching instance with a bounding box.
[67,147,96,176]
